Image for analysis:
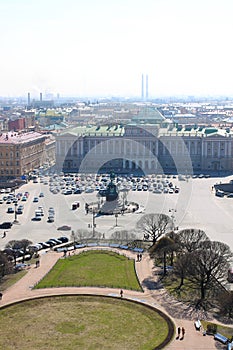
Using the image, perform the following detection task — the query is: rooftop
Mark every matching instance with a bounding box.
[0,131,45,144]
[59,125,125,137]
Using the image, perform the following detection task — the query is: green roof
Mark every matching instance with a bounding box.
[204,128,218,134]
[85,125,124,136]
[131,107,166,125]
[58,125,124,137]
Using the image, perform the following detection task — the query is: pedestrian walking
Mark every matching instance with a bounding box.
[0,292,3,300]
[120,289,123,298]
[177,326,181,339]
[181,327,185,339]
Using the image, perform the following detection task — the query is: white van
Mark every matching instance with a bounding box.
[35,210,42,217]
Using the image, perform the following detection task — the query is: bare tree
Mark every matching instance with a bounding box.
[173,253,191,290]
[110,230,136,242]
[177,228,210,254]
[149,236,175,276]
[136,213,172,244]
[6,239,32,264]
[73,229,92,241]
[19,239,33,262]
[0,251,13,277]
[186,240,233,302]
[165,231,181,266]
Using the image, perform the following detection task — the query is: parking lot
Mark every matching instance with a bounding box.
[0,173,233,253]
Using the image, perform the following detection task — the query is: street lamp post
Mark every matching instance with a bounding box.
[115,213,118,226]
[71,230,75,248]
[92,209,96,237]
[14,202,18,223]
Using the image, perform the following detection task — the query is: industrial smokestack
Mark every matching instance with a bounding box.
[141,74,144,100]
[27,92,30,106]
[40,92,42,102]
[146,74,148,101]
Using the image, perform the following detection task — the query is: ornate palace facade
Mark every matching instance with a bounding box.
[55,108,233,175]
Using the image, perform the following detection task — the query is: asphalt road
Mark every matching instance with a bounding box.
[0,175,233,254]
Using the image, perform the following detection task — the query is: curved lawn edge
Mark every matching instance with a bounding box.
[34,250,143,291]
[0,294,175,349]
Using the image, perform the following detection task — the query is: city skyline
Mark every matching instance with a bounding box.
[1,0,233,98]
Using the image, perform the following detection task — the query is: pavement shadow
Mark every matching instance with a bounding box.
[141,276,163,290]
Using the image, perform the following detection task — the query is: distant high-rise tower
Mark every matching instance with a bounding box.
[27,92,30,106]
[40,92,42,102]
[146,74,148,100]
[141,74,144,100]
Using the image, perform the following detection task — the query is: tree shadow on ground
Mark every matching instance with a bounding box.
[213,313,233,325]
[141,276,163,290]
[150,289,212,321]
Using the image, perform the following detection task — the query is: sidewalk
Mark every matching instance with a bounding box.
[0,248,217,349]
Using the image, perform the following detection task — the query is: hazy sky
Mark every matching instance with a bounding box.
[1,0,233,98]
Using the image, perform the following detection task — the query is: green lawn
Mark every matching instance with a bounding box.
[0,270,27,291]
[0,295,174,350]
[201,320,233,339]
[35,250,142,291]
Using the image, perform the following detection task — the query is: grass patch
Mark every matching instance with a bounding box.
[0,270,27,291]
[201,320,233,339]
[35,250,142,291]
[0,295,173,350]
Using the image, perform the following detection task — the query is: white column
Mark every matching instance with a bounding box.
[65,140,68,155]
[70,143,73,156]
[137,140,140,156]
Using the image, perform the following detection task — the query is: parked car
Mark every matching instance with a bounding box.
[14,263,28,271]
[153,189,162,194]
[57,225,71,231]
[31,216,41,221]
[0,222,12,229]
[45,240,56,247]
[57,236,69,243]
[74,188,82,194]
[47,216,54,223]
[215,190,224,197]
[49,238,62,245]
[38,242,50,249]
[7,207,14,214]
